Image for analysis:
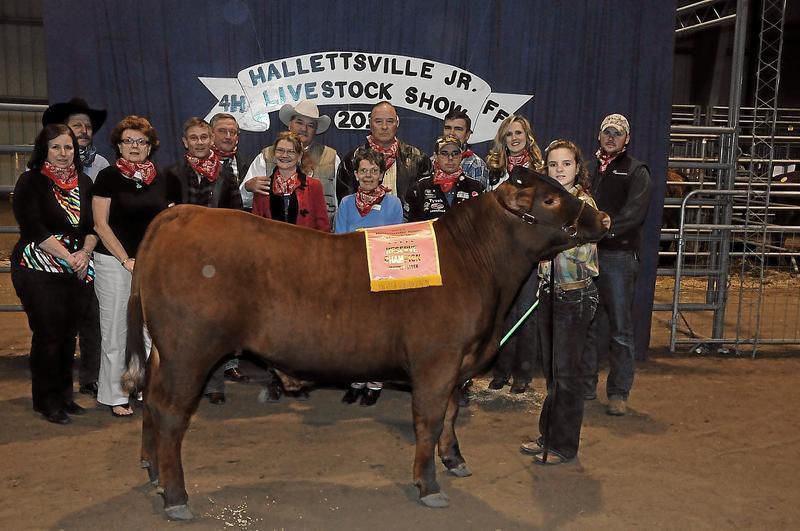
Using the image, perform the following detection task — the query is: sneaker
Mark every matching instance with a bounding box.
[360,388,381,406]
[607,396,627,416]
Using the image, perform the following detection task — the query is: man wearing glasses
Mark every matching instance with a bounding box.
[240,101,339,224]
[439,110,489,191]
[337,101,432,208]
[404,135,482,222]
[582,113,651,417]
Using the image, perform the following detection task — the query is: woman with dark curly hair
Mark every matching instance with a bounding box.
[11,123,98,424]
[92,115,172,417]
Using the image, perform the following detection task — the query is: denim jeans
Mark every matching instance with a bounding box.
[583,249,639,400]
[538,280,598,459]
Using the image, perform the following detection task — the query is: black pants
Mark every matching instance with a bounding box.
[538,281,598,459]
[12,266,91,414]
[78,288,101,386]
[492,269,540,385]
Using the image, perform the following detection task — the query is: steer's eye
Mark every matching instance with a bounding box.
[543,197,555,206]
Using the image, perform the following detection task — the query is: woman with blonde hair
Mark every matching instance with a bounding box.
[484,115,545,394]
[485,115,544,189]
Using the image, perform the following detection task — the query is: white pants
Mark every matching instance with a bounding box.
[94,252,151,407]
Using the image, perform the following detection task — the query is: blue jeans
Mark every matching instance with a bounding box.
[538,280,598,459]
[583,249,639,400]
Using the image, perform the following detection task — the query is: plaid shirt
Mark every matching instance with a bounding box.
[186,172,216,207]
[538,185,599,284]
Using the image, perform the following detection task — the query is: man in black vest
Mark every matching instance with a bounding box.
[164,117,244,404]
[583,114,651,416]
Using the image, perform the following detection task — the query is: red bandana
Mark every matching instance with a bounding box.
[185,151,221,182]
[355,184,390,217]
[116,158,156,186]
[272,171,300,195]
[367,135,399,169]
[212,145,237,159]
[507,152,531,174]
[433,160,463,193]
[42,161,78,191]
[462,149,475,159]
[595,148,624,173]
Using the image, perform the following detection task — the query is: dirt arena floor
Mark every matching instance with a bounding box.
[1,195,799,529]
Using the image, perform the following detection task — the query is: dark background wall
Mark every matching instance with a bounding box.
[43,0,676,358]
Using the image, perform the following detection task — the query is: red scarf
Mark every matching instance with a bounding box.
[367,135,399,169]
[42,161,78,191]
[185,151,221,182]
[116,158,156,186]
[506,151,531,174]
[433,160,463,193]
[355,184,390,217]
[595,148,624,173]
[272,171,300,195]
[212,145,237,159]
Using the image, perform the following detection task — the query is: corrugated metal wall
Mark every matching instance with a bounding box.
[0,0,46,188]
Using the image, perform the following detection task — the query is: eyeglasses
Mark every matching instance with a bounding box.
[438,150,461,159]
[601,129,625,138]
[120,138,150,146]
[357,168,381,176]
[275,147,298,156]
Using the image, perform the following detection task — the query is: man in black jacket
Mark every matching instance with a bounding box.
[336,101,431,207]
[164,117,246,404]
[583,114,651,416]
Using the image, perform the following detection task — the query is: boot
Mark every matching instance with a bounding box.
[360,388,381,406]
[341,387,363,404]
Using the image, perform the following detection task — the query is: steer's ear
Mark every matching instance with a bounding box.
[496,166,537,212]
[496,179,535,213]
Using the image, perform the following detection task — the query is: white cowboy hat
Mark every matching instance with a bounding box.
[278,100,331,134]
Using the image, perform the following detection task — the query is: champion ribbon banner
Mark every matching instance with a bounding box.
[199,51,532,143]
[361,220,443,292]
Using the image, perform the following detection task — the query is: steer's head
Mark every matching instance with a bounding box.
[496,166,610,256]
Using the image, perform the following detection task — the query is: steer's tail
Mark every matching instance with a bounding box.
[122,275,147,394]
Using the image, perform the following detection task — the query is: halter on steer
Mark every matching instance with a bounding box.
[506,198,586,238]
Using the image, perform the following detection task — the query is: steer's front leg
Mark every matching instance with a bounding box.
[410,375,456,508]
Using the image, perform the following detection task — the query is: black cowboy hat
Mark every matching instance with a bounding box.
[42,98,107,132]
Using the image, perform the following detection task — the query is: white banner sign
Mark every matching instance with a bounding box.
[200,51,532,143]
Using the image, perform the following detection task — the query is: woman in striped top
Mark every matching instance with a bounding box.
[11,124,98,425]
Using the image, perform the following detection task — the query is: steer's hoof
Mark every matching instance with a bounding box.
[141,459,151,469]
[420,492,450,508]
[446,462,473,478]
[165,504,194,520]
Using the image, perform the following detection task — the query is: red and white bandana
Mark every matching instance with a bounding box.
[432,160,463,193]
[116,158,156,186]
[506,151,531,174]
[185,151,221,182]
[595,148,624,173]
[355,184,390,217]
[42,161,78,191]
[272,172,300,196]
[367,135,399,170]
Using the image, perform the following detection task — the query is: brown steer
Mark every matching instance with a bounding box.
[123,167,609,520]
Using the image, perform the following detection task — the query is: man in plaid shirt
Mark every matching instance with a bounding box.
[436,110,489,191]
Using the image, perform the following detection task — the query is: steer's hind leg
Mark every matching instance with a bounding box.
[410,369,458,508]
[438,387,471,478]
[141,401,159,485]
[149,355,208,521]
